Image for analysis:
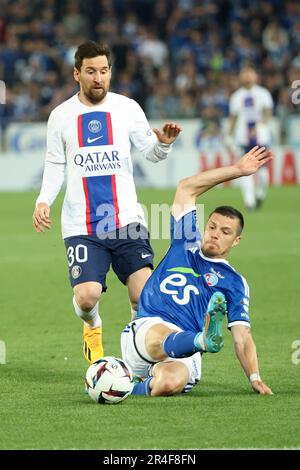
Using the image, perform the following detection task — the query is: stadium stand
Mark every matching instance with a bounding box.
[0,0,300,142]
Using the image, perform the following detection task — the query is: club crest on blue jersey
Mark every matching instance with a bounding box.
[77,111,113,147]
[204,272,219,287]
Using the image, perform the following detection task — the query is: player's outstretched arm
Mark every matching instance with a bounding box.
[152,122,182,145]
[172,146,272,217]
[32,202,51,233]
[231,325,273,395]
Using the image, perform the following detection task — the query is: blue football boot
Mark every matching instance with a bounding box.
[201,292,227,353]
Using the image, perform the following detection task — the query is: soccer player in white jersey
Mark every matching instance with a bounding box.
[227,67,274,210]
[121,146,273,397]
[32,41,181,364]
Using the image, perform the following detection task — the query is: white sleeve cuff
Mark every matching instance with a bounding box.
[36,195,51,207]
[227,320,251,329]
[146,142,173,162]
[173,206,197,221]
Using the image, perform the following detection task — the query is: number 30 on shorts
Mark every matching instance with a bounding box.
[67,244,88,267]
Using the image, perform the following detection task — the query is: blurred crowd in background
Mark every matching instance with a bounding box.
[0,0,300,142]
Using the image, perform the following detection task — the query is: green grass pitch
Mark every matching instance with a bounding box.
[0,186,299,449]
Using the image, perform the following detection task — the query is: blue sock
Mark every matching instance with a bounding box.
[132,377,152,396]
[163,331,201,358]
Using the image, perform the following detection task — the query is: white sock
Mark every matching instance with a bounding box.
[72,296,102,328]
[131,307,138,321]
[240,175,256,208]
[195,332,206,351]
[256,166,268,201]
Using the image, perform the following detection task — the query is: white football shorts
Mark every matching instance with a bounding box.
[121,317,202,393]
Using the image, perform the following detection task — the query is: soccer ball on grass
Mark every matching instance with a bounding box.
[85,356,134,404]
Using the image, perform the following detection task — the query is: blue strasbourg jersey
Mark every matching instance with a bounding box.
[138,208,251,333]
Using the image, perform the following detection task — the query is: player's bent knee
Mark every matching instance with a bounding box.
[162,378,184,395]
[78,299,98,311]
[146,337,167,361]
[75,293,99,311]
[152,369,186,396]
[146,324,175,361]
[74,284,102,311]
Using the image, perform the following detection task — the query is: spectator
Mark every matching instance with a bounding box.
[0,0,299,140]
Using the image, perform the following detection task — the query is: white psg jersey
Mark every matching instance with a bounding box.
[37,92,172,239]
[229,85,274,146]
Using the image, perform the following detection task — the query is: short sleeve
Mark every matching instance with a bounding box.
[170,207,201,246]
[227,275,251,328]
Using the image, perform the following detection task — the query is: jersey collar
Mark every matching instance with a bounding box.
[198,247,230,266]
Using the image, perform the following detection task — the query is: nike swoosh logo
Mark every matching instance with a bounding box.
[87,136,103,143]
[141,253,151,259]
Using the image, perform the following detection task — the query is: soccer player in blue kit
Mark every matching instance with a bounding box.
[121,146,273,397]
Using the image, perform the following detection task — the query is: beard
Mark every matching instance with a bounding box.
[83,86,108,105]
[201,242,220,258]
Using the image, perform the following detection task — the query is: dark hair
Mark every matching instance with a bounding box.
[209,206,244,235]
[74,41,112,70]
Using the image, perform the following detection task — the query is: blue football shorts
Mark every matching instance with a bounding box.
[64,223,154,289]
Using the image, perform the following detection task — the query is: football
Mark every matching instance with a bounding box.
[85,356,134,404]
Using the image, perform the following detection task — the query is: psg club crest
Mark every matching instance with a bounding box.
[72,265,82,279]
[204,272,218,287]
[88,119,102,133]
[77,111,113,147]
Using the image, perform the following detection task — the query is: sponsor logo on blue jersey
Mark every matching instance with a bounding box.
[77,111,113,147]
[210,267,225,279]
